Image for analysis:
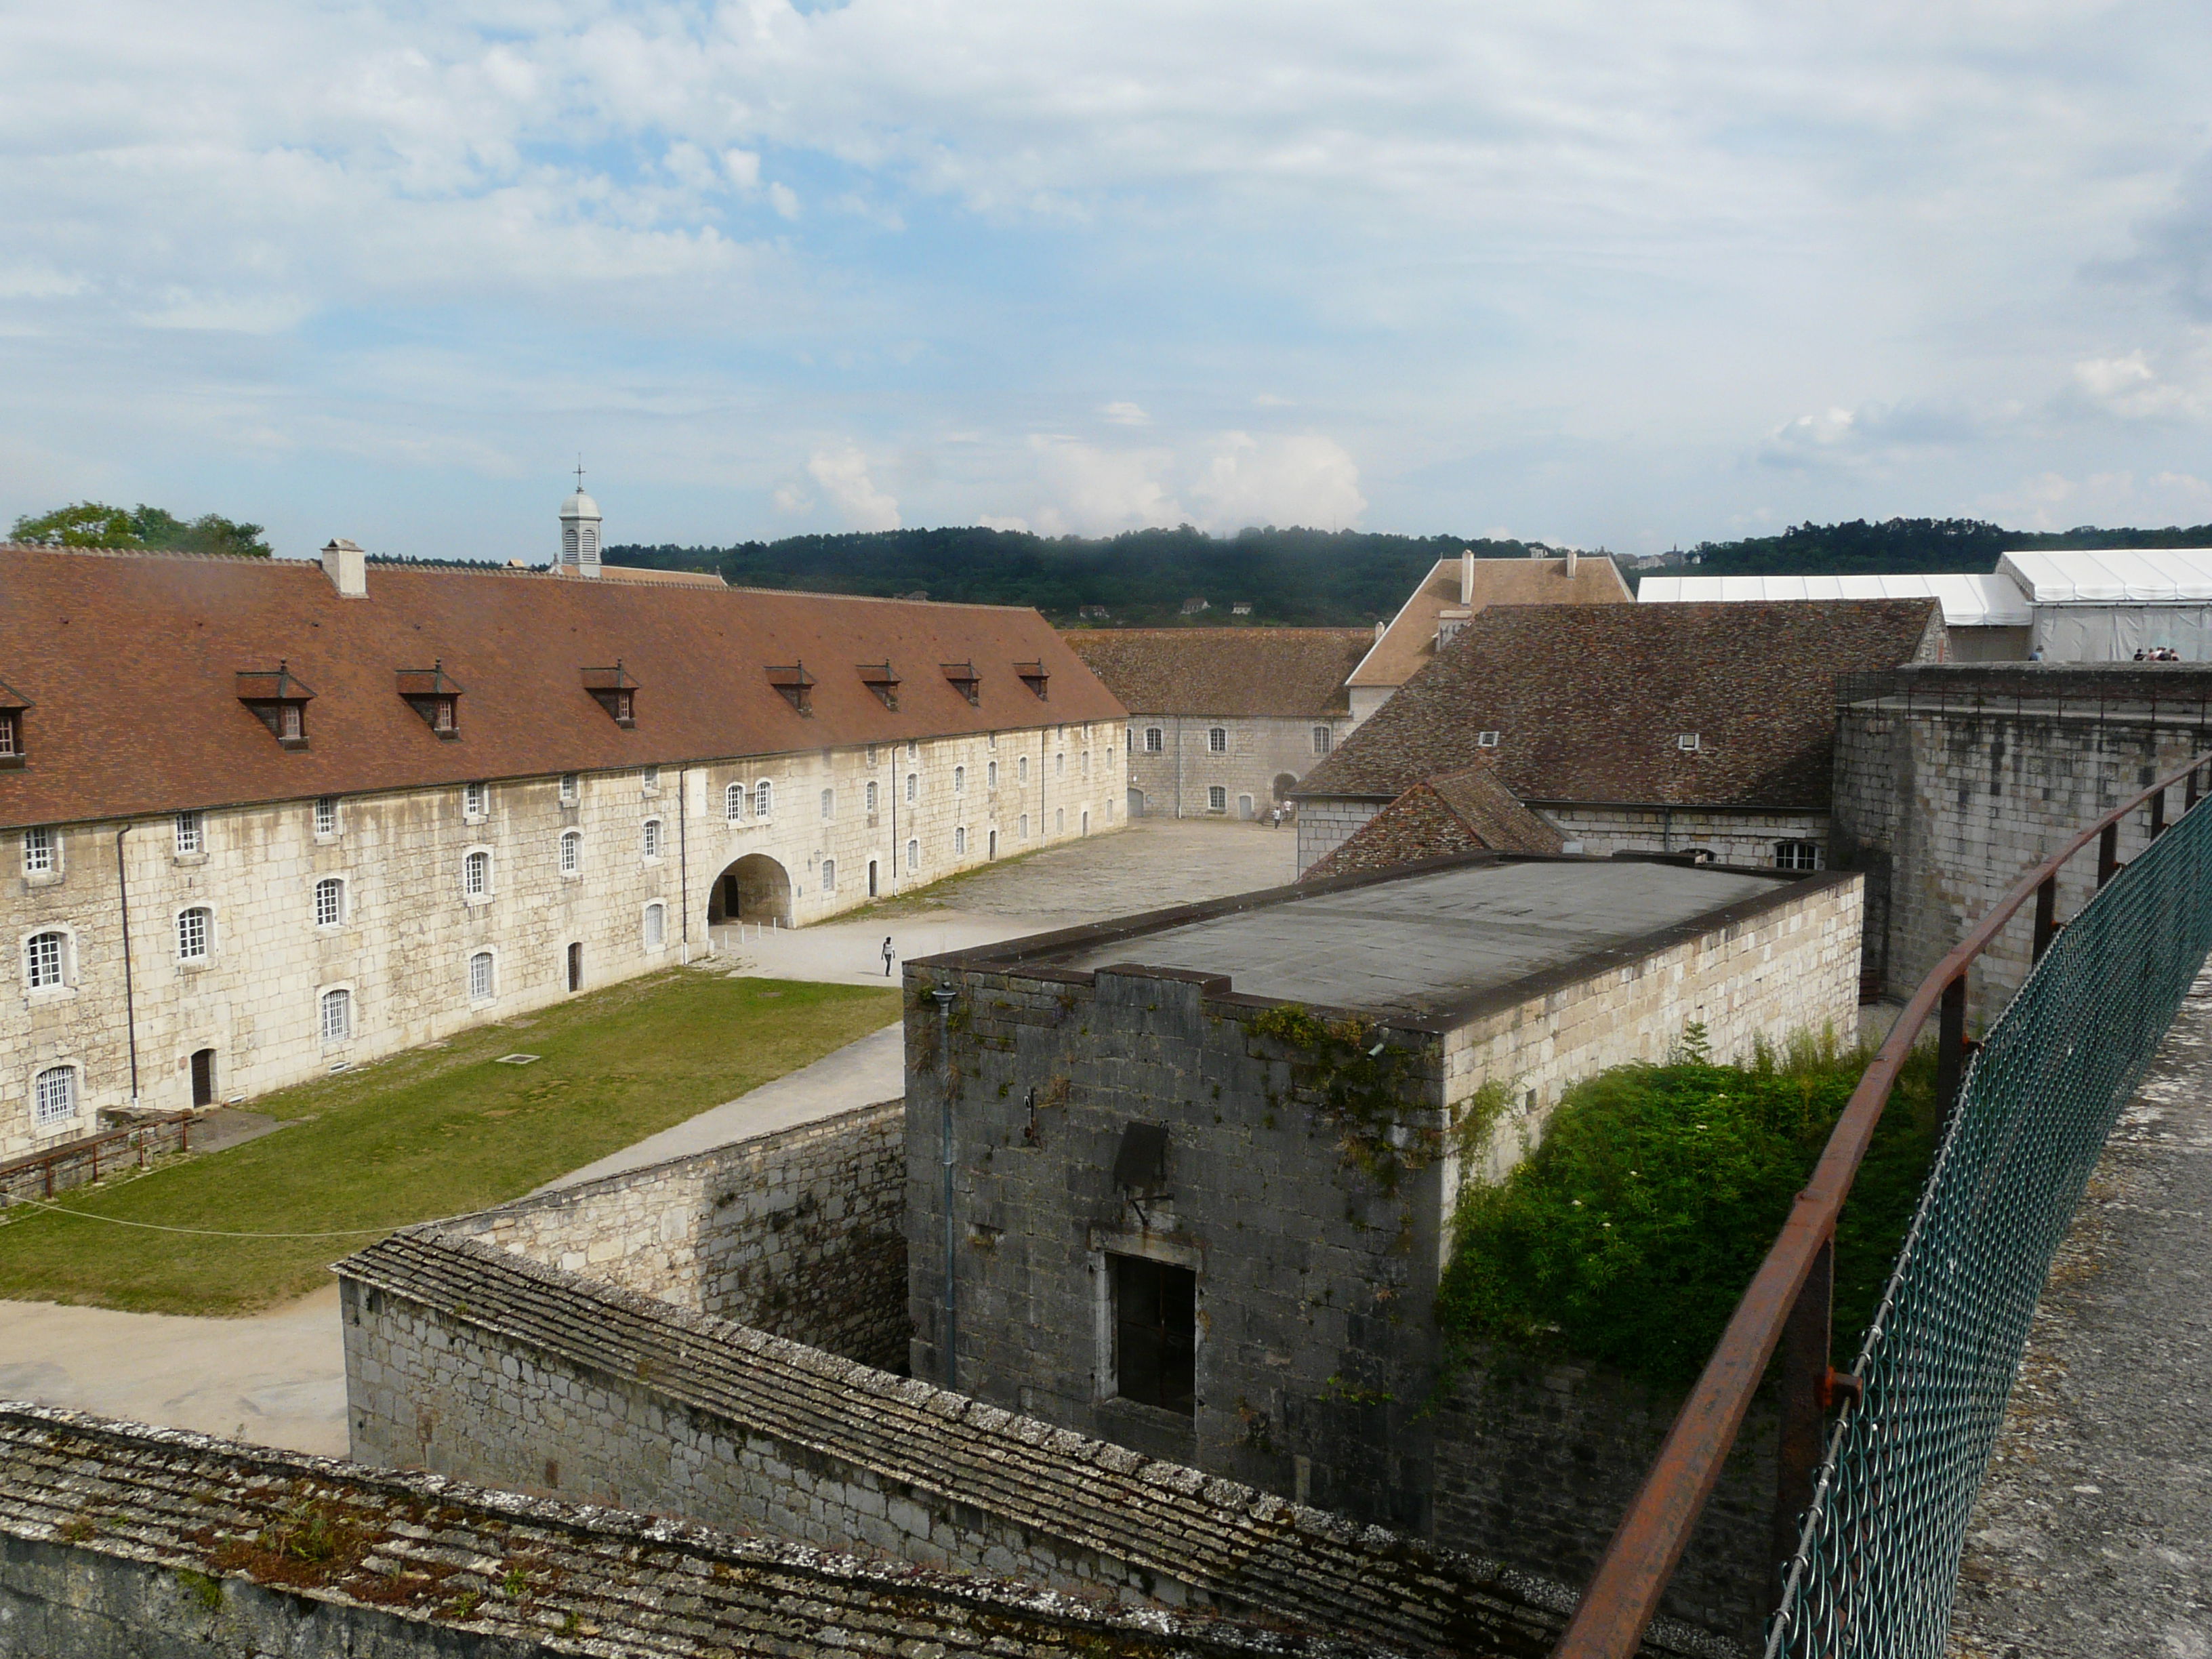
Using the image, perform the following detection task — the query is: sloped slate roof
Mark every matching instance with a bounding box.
[1302,765,1563,882]
[0,545,1123,830]
[1296,598,1942,810]
[1345,556,1632,691]
[1061,628,1372,718]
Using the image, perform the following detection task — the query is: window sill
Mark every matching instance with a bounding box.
[25,985,79,1005]
[172,853,207,869]
[462,895,494,908]
[178,957,212,972]
[21,872,63,889]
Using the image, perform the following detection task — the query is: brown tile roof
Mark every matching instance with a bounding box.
[562,562,729,588]
[1296,598,1943,811]
[0,546,1124,830]
[1061,628,1371,718]
[1302,764,1563,881]
[1345,554,1632,691]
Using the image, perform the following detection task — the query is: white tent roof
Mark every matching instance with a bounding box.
[1636,573,2030,628]
[1997,549,2212,604]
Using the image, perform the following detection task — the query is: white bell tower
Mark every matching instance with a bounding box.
[558,460,602,577]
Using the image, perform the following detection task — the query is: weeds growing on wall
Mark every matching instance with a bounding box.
[1437,1031,1939,1391]
[1248,1004,1435,1189]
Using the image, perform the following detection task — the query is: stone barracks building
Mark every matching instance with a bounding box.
[1292,598,1944,876]
[1062,627,1372,821]
[0,533,1123,1160]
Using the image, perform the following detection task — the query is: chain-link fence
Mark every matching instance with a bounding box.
[1765,788,2212,1657]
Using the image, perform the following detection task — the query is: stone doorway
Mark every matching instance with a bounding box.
[708,853,793,927]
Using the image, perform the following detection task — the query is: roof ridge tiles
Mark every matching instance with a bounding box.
[0,540,281,564]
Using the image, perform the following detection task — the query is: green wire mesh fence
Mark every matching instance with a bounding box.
[1765,783,2212,1658]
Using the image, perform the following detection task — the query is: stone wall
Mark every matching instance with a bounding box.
[1830,665,2212,1017]
[1124,714,1351,820]
[1431,1347,1780,1650]
[0,1403,1399,1659]
[1538,805,1832,868]
[1,718,1119,1158]
[1294,796,1382,872]
[333,1231,1715,1658]
[441,1099,907,1370]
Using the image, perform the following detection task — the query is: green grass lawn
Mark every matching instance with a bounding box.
[0,968,897,1317]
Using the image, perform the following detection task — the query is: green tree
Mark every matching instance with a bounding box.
[11,501,271,557]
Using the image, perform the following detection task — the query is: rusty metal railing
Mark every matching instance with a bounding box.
[0,1111,194,1205]
[1553,749,2212,1658]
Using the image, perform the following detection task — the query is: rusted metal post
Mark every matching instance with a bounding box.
[1771,1235,1835,1599]
[2099,822,2120,888]
[2032,876,2058,962]
[1936,973,1969,1125]
[2152,786,2168,839]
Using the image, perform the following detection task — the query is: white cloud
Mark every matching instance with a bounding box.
[2070,350,2206,422]
[1025,435,1183,534]
[806,444,901,530]
[768,182,802,221]
[1101,401,1150,426]
[1189,432,1366,531]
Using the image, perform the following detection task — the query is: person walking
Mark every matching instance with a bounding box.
[882,937,896,977]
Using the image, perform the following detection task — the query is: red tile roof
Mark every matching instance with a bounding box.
[1297,598,1942,811]
[1061,628,1371,718]
[1302,764,1563,881]
[0,546,1124,829]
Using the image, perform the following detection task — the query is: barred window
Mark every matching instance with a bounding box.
[644,903,666,948]
[175,811,205,856]
[725,781,747,821]
[320,987,352,1044]
[26,930,66,989]
[464,850,490,898]
[177,907,210,961]
[560,830,581,876]
[754,781,773,818]
[468,950,495,1002]
[22,826,54,876]
[314,878,344,928]
[642,818,663,859]
[314,796,340,837]
[33,1065,77,1125]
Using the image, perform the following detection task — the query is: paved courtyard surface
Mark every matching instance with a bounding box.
[0,818,1294,1454]
[1949,967,2212,1656]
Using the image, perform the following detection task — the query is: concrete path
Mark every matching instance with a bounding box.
[535,1021,905,1193]
[0,1286,346,1456]
[1949,967,2212,1656]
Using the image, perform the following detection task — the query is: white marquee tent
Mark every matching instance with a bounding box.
[1999,550,2212,661]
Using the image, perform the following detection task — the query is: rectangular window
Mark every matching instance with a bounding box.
[1477,731,1501,748]
[987,761,998,789]
[175,811,205,856]
[1019,756,1030,782]
[821,859,836,891]
[866,745,878,766]
[1019,813,1030,838]
[1677,733,1701,752]
[27,932,64,988]
[955,826,967,855]
[865,780,878,813]
[1145,727,1162,754]
[469,951,494,1002]
[1208,785,1227,813]
[1056,752,1066,775]
[464,781,489,818]
[315,879,344,928]
[1775,840,1822,871]
[954,766,966,794]
[34,1066,76,1125]
[906,838,919,873]
[643,765,661,792]
[905,773,918,804]
[321,988,352,1044]
[178,907,209,961]
[1206,729,1225,754]
[1110,1254,1195,1415]
[642,819,663,859]
[1312,726,1332,756]
[1082,752,1090,777]
[907,740,918,761]
[0,710,16,758]
[22,826,54,876]
[821,787,835,820]
[644,904,665,948]
[559,773,580,805]
[314,796,339,837]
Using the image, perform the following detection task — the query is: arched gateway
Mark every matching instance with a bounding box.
[708,854,792,928]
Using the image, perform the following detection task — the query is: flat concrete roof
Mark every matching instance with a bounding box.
[1042,859,1791,1019]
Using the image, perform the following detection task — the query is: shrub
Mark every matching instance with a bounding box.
[1437,1038,1937,1391]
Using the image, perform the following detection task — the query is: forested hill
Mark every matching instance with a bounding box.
[606,517,2212,625]
[605,526,1559,626]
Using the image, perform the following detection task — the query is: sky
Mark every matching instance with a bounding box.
[5,0,2212,561]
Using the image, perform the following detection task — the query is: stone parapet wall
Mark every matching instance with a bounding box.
[334,1229,1716,1658]
[1293,798,1381,873]
[1538,806,1830,867]
[0,1403,1385,1659]
[443,1099,907,1369]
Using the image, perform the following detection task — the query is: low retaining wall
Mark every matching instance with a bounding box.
[337,1229,1737,1659]
[441,1099,907,1370]
[0,1113,194,1206]
[0,1402,1374,1659]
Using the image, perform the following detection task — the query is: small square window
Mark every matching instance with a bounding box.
[1109,1253,1195,1415]
[1677,733,1701,752]
[1477,731,1500,748]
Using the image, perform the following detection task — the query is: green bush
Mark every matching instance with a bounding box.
[1437,1035,1938,1391]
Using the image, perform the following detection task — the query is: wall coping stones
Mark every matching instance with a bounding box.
[0,1401,1378,1658]
[335,1225,1740,1659]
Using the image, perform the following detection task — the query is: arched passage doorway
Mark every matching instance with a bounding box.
[1272,773,1299,802]
[708,854,792,927]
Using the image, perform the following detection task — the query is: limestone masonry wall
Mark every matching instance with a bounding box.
[335,1231,1718,1658]
[445,1099,907,1369]
[0,1403,1388,1659]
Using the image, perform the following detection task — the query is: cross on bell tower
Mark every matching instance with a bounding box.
[558,462,602,578]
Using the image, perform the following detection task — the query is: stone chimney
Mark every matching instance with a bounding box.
[1565,547,1579,579]
[321,538,367,598]
[1460,548,1475,606]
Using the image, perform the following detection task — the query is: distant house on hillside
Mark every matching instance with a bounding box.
[1076,605,1111,621]
[1180,596,1210,615]
[1231,601,1254,616]
[1293,598,1944,874]
[1063,628,1370,820]
[1345,550,1632,726]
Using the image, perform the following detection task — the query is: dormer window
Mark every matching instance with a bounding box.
[235,663,314,750]
[1677,733,1701,752]
[396,662,462,738]
[858,661,901,711]
[767,662,815,716]
[0,679,24,768]
[1015,660,1049,700]
[581,661,638,728]
[943,661,981,706]
[1477,731,1501,748]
